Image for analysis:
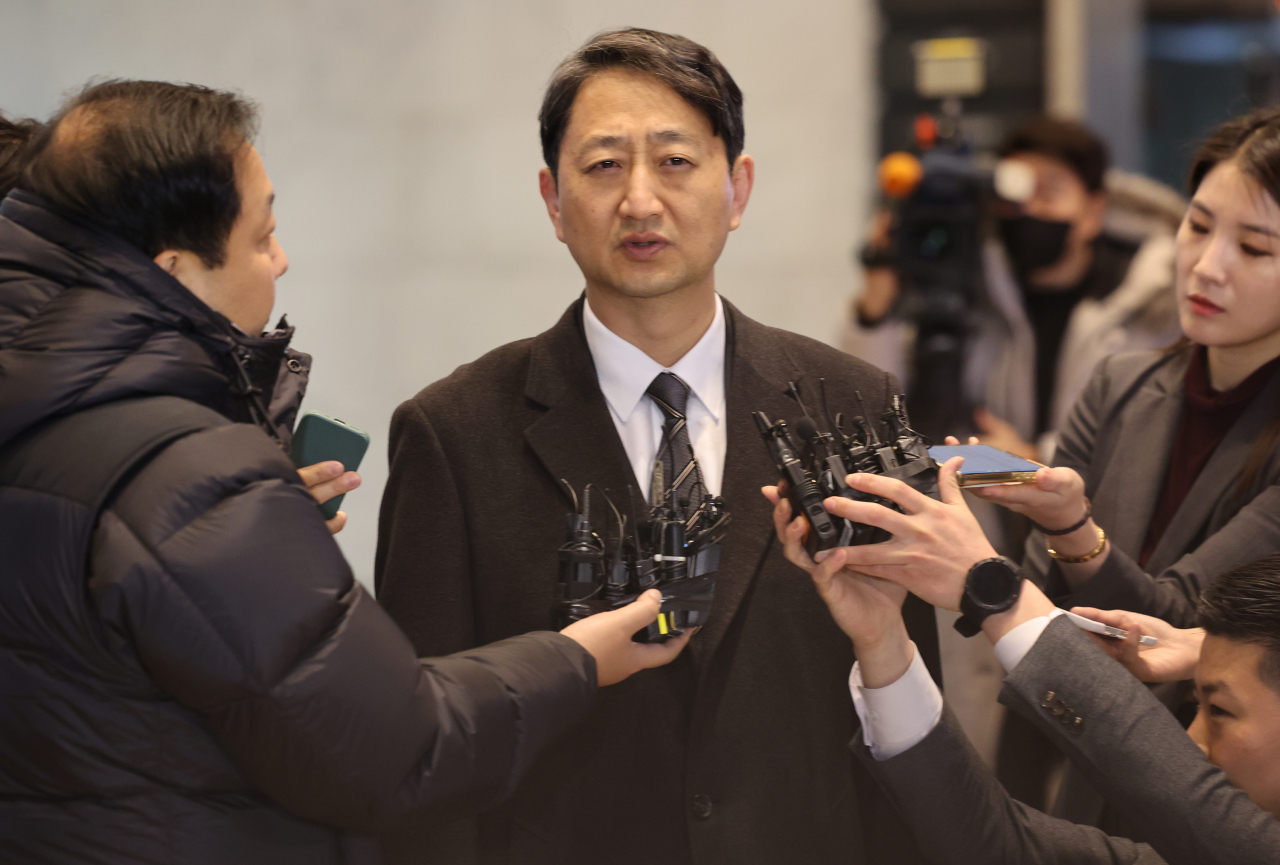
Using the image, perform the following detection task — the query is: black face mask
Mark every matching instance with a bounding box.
[998,215,1072,275]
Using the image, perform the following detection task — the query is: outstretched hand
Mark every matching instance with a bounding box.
[822,457,997,611]
[940,434,1088,531]
[559,590,693,687]
[297,460,362,534]
[1072,606,1205,683]
[762,488,913,686]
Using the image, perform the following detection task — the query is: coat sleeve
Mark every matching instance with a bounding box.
[1064,484,1280,626]
[852,706,1160,865]
[999,618,1280,865]
[90,423,595,833]
[375,396,477,657]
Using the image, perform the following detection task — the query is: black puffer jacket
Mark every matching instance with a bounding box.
[0,190,597,864]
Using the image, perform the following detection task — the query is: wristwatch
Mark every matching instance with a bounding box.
[954,556,1024,637]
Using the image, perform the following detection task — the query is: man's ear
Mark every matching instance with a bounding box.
[728,154,755,232]
[538,167,566,243]
[153,249,182,276]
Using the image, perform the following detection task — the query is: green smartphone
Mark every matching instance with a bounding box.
[289,412,370,519]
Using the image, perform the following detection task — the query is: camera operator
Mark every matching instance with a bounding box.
[764,473,1280,864]
[847,116,1180,463]
[0,80,689,864]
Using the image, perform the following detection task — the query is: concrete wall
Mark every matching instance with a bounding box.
[0,0,879,589]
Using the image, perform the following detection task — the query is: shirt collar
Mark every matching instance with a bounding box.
[583,294,726,424]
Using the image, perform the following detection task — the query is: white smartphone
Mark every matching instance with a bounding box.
[1064,609,1158,647]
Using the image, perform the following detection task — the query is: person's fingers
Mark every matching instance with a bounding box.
[296,460,344,488]
[631,627,693,669]
[944,435,960,446]
[808,546,848,596]
[968,436,980,445]
[823,495,912,537]
[770,494,792,539]
[762,485,781,506]
[306,471,362,505]
[935,456,966,506]
[609,589,664,631]
[843,471,935,515]
[325,511,347,535]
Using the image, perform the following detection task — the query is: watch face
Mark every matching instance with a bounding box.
[968,559,1021,610]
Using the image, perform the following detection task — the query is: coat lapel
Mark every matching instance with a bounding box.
[1147,364,1280,573]
[522,301,638,515]
[1090,355,1186,556]
[692,305,807,666]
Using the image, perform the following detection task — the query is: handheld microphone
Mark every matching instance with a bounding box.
[754,411,840,555]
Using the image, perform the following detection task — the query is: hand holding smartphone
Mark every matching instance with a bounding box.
[290,413,370,519]
[927,443,1042,487]
[1064,609,1159,646]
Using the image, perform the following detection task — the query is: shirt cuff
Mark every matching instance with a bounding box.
[849,642,943,761]
[993,607,1067,673]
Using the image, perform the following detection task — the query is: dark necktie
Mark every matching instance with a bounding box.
[646,371,705,511]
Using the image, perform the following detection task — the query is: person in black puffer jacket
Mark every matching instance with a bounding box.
[0,80,689,865]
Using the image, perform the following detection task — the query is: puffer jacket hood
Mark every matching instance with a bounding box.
[0,189,309,450]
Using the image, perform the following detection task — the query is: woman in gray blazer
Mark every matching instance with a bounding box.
[977,108,1280,629]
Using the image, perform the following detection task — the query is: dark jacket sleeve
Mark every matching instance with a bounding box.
[375,396,476,657]
[89,423,595,833]
[852,707,1160,865]
[999,617,1280,865]
[1024,355,1280,626]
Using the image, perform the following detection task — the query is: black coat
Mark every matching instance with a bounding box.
[0,191,597,865]
[375,299,940,865]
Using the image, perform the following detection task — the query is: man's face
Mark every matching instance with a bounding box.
[1189,635,1280,817]
[1003,150,1106,261]
[538,69,753,304]
[159,144,288,334]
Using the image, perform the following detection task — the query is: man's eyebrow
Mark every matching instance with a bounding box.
[1190,201,1213,219]
[1199,680,1230,697]
[579,134,628,152]
[650,129,696,145]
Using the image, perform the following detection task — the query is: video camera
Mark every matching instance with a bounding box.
[755,382,940,557]
[555,483,730,643]
[865,38,1034,440]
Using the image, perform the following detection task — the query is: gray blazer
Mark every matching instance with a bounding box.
[853,617,1280,865]
[1024,347,1280,627]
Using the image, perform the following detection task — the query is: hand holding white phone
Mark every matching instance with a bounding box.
[1064,609,1158,647]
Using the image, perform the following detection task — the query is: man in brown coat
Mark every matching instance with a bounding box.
[376,28,938,865]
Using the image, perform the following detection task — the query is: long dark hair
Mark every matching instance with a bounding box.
[1185,109,1280,499]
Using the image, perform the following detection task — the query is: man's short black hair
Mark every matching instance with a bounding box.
[539,28,744,181]
[1198,556,1280,693]
[22,80,259,268]
[998,116,1109,193]
[0,113,43,199]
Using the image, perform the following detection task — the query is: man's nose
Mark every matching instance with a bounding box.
[619,164,663,222]
[1187,709,1211,758]
[273,236,289,280]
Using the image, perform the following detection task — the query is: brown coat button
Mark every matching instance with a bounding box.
[692,793,713,820]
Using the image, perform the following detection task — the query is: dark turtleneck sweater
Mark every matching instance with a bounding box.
[1139,345,1280,568]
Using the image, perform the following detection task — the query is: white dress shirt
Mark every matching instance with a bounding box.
[582,294,727,499]
[851,609,1067,760]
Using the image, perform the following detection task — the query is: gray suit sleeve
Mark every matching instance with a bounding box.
[999,617,1280,865]
[852,707,1160,865]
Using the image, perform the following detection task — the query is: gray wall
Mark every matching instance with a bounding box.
[0,0,878,589]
